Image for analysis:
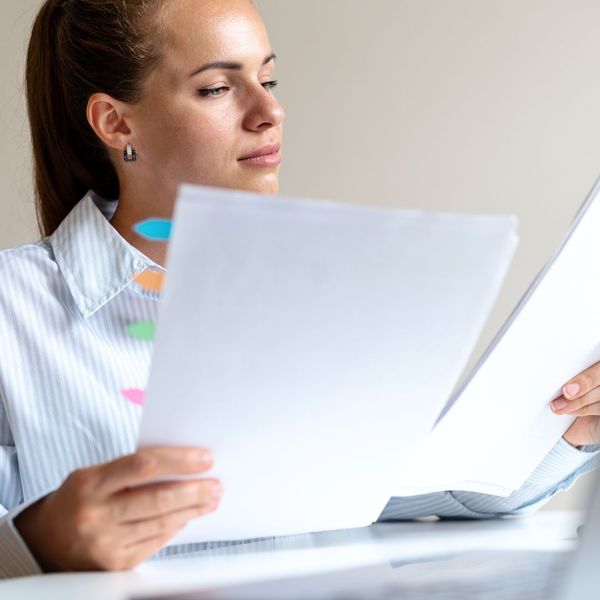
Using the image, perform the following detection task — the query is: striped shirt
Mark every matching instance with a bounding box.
[0,191,598,578]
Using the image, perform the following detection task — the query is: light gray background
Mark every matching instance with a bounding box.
[1,0,599,509]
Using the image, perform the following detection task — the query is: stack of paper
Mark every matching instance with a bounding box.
[396,177,600,497]
[139,184,517,545]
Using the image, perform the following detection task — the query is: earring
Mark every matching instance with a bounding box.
[123,143,137,162]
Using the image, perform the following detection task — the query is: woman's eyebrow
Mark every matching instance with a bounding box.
[188,53,276,78]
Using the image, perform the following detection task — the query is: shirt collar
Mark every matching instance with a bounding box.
[50,190,163,318]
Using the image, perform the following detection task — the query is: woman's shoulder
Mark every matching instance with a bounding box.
[0,238,60,294]
[0,238,71,342]
[0,237,55,270]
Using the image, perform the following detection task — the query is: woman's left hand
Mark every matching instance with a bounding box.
[552,361,600,447]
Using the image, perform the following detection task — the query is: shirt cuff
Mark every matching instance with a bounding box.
[526,437,600,487]
[0,502,43,579]
[581,443,600,453]
[376,437,600,522]
[376,490,491,521]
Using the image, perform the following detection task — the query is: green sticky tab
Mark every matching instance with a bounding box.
[127,321,156,342]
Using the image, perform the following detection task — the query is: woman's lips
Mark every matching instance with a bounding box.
[238,143,282,167]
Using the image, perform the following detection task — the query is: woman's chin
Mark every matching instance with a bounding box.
[237,175,280,196]
[183,173,280,196]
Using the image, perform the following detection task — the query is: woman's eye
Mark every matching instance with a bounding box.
[197,86,229,97]
[197,81,278,98]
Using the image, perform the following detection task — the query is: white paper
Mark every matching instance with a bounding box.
[397,177,600,497]
[138,184,517,545]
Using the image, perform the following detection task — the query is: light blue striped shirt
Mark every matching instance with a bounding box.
[0,191,598,578]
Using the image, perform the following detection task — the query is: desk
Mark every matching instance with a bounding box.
[0,511,581,600]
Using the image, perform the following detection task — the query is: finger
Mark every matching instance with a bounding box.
[119,523,189,568]
[121,502,219,547]
[111,479,222,523]
[568,403,600,418]
[88,525,189,572]
[562,361,600,400]
[96,447,214,496]
[552,386,600,414]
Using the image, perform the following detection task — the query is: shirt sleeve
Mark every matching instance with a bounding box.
[0,502,43,578]
[0,397,42,578]
[377,437,600,521]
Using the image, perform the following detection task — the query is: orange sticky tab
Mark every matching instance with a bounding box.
[133,270,165,294]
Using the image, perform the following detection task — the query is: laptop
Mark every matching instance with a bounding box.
[134,467,600,600]
[560,464,600,600]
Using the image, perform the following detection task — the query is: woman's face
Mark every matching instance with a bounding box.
[129,0,284,198]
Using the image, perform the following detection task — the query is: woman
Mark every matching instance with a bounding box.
[0,0,598,578]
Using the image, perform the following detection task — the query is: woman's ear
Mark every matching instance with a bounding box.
[86,93,134,152]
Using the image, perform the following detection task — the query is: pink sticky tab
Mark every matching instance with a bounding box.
[122,388,145,406]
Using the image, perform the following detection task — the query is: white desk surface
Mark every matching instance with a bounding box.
[0,511,581,600]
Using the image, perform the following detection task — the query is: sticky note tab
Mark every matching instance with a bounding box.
[122,388,145,406]
[134,270,165,294]
[133,219,172,241]
[127,321,156,342]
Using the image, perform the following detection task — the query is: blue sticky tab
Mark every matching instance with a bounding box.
[133,219,172,242]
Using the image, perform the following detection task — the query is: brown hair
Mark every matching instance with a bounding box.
[26,0,166,238]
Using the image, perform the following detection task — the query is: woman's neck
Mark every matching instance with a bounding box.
[109,186,174,269]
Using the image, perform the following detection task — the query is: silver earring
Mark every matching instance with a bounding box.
[123,143,137,162]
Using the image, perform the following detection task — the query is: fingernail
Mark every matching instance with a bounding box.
[210,482,223,498]
[563,383,580,398]
[195,450,213,467]
[553,399,568,411]
[210,493,222,503]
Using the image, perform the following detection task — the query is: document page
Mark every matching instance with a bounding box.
[138,184,517,545]
[397,177,600,496]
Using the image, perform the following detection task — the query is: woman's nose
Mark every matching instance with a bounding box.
[243,85,285,132]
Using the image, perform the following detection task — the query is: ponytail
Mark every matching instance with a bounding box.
[26,0,165,237]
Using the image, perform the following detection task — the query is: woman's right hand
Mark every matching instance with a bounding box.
[14,446,221,572]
